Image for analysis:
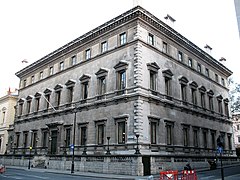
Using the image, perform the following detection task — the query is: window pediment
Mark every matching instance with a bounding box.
[198,86,206,93]
[34,92,42,98]
[79,74,91,82]
[54,84,64,91]
[18,98,25,103]
[95,68,109,77]
[207,89,214,96]
[189,81,198,89]
[216,95,223,100]
[162,69,173,78]
[179,76,189,85]
[147,62,160,72]
[65,79,76,87]
[26,95,34,101]
[224,98,229,103]
[114,60,128,70]
[44,88,53,94]
[2,107,6,111]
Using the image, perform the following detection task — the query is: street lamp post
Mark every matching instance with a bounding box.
[106,137,111,155]
[28,130,33,169]
[71,108,77,174]
[134,134,141,155]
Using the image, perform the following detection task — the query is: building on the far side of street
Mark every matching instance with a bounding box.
[0,89,18,154]
[232,113,240,148]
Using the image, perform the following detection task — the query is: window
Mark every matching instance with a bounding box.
[117,70,126,94]
[27,100,31,114]
[55,91,61,107]
[238,137,240,143]
[181,84,187,102]
[227,134,232,150]
[45,94,50,109]
[166,124,173,145]
[31,75,35,84]
[19,102,23,116]
[59,61,64,71]
[71,56,77,66]
[193,129,199,147]
[35,97,40,112]
[165,78,171,97]
[218,99,223,114]
[85,49,91,60]
[82,82,88,100]
[49,66,54,75]
[188,58,192,67]
[148,33,154,46]
[200,92,206,108]
[211,131,216,149]
[67,86,74,103]
[23,79,27,87]
[23,132,28,148]
[178,51,183,62]
[119,32,127,45]
[80,126,87,145]
[237,125,240,130]
[183,127,189,147]
[118,121,126,144]
[65,128,71,147]
[40,71,43,80]
[98,76,106,95]
[205,68,209,77]
[215,74,219,82]
[207,90,214,111]
[101,41,108,53]
[162,42,168,54]
[221,78,225,86]
[16,133,20,148]
[2,111,5,123]
[150,122,157,144]
[197,63,201,73]
[97,124,104,145]
[32,131,37,148]
[42,131,48,147]
[224,99,229,117]
[150,70,157,91]
[191,88,197,106]
[203,130,208,148]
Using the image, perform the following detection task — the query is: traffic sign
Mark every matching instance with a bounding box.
[70,144,74,149]
[217,146,223,154]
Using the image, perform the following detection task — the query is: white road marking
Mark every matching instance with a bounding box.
[13,172,50,179]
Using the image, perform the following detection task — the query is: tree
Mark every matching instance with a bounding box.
[229,78,240,113]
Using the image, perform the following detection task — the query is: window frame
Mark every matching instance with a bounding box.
[119,32,127,46]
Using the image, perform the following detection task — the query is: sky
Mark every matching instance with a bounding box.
[0,0,239,97]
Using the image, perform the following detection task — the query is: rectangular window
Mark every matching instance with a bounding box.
[209,96,214,111]
[23,133,28,148]
[71,56,77,66]
[40,71,43,80]
[197,63,201,73]
[120,32,127,45]
[237,125,240,130]
[98,76,106,95]
[193,129,199,147]
[178,51,183,62]
[166,124,172,145]
[35,98,40,112]
[16,134,20,148]
[191,88,197,106]
[183,127,189,146]
[151,122,157,144]
[2,111,5,123]
[228,134,232,150]
[215,74,219,82]
[205,68,209,77]
[23,79,27,87]
[65,128,71,147]
[165,78,171,96]
[27,101,31,114]
[238,137,240,143]
[49,66,54,75]
[42,131,48,147]
[211,131,216,149]
[32,131,37,148]
[59,61,64,71]
[218,100,223,114]
[80,127,87,145]
[118,121,126,144]
[224,102,229,117]
[101,41,108,53]
[97,124,104,145]
[55,91,61,107]
[150,70,157,91]
[82,82,88,99]
[85,49,91,60]
[203,130,208,148]
[45,94,50,109]
[181,84,187,102]
[200,92,206,108]
[19,103,23,116]
[163,42,167,53]
[221,78,225,86]
[148,33,154,46]
[67,87,74,103]
[117,70,126,93]
[31,76,35,84]
[188,58,192,67]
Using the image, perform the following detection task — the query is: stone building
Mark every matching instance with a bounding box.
[0,89,18,154]
[232,113,240,148]
[5,6,235,175]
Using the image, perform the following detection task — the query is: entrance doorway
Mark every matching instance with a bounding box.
[142,156,151,176]
[50,130,58,154]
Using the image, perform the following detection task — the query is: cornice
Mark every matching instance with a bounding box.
[15,6,232,78]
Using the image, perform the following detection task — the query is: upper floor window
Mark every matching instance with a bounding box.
[190,81,198,106]
[182,126,190,147]
[65,128,71,147]
[43,88,52,110]
[80,126,87,145]
[202,129,208,148]
[96,122,105,145]
[211,131,216,149]
[59,61,64,71]
[162,69,173,99]
[35,97,40,112]
[178,51,183,62]
[148,33,154,46]
[95,68,108,98]
[193,128,199,147]
[188,58,192,68]
[217,95,223,114]
[27,100,31,114]
[162,42,168,54]
[205,68,209,77]
[120,32,127,45]
[31,75,35,84]
[207,90,214,111]
[215,74,219,82]
[197,63,201,73]
[199,86,206,109]
[71,56,77,66]
[23,79,27,87]
[79,74,91,100]
[39,71,43,80]
[114,61,128,95]
[224,99,229,117]
[150,121,157,144]
[165,121,174,145]
[65,79,76,104]
[49,66,54,75]
[85,49,91,60]
[221,78,225,86]
[117,121,126,144]
[54,84,63,107]
[179,76,189,103]
[101,41,108,53]
[147,62,160,93]
[2,111,6,123]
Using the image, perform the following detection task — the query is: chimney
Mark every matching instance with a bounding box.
[219,57,226,62]
[164,14,176,27]
[204,44,212,54]
[7,87,11,95]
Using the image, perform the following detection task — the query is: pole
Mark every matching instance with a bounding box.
[28,130,33,169]
[220,152,224,180]
[134,134,141,154]
[71,109,77,174]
